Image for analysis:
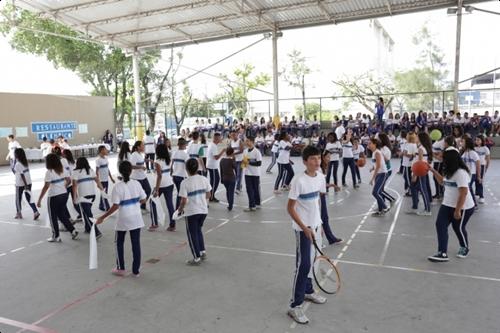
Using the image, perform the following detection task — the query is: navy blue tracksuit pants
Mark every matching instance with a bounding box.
[435,205,474,253]
[99,181,110,211]
[115,228,141,275]
[245,175,261,208]
[326,160,339,186]
[186,214,207,259]
[150,186,175,227]
[48,193,75,238]
[341,158,357,186]
[321,193,339,244]
[475,166,485,199]
[136,178,152,210]
[411,175,431,212]
[290,229,315,308]
[222,180,235,210]
[208,168,220,200]
[79,195,101,236]
[15,185,38,214]
[173,175,185,209]
[372,173,388,212]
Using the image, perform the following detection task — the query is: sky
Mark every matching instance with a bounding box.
[0,1,499,101]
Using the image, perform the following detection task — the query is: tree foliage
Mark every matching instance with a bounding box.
[282,49,311,119]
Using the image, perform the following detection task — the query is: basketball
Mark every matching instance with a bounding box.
[412,160,429,176]
[357,158,366,167]
[430,129,442,141]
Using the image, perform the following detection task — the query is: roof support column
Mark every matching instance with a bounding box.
[453,0,463,112]
[272,29,282,122]
[132,50,144,139]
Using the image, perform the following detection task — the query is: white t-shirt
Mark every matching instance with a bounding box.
[96,156,110,182]
[342,141,354,158]
[178,175,211,217]
[14,162,32,187]
[7,140,21,160]
[61,158,72,176]
[72,169,97,197]
[187,142,202,159]
[416,145,430,163]
[230,139,243,162]
[461,150,479,175]
[143,135,156,154]
[277,140,292,164]
[292,137,303,145]
[381,146,392,172]
[255,136,265,145]
[244,147,262,176]
[402,143,418,167]
[372,150,387,174]
[325,142,342,161]
[271,141,280,153]
[288,172,324,232]
[44,169,68,197]
[442,169,475,210]
[352,145,365,160]
[432,140,445,162]
[111,180,147,231]
[155,159,173,188]
[475,146,490,166]
[335,126,345,141]
[265,134,274,145]
[129,151,147,180]
[206,142,222,169]
[171,149,188,178]
[40,142,51,157]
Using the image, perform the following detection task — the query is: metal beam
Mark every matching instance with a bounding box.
[51,0,124,15]
[317,0,334,21]
[453,0,463,112]
[74,0,234,28]
[385,0,393,15]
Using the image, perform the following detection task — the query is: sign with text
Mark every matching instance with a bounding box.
[31,121,77,141]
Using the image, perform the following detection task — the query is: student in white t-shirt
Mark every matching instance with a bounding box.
[401,132,418,196]
[274,132,294,193]
[266,133,280,174]
[37,154,79,242]
[461,136,480,208]
[368,138,388,216]
[61,149,82,221]
[177,159,212,266]
[408,133,433,216]
[206,133,226,203]
[474,135,490,204]
[432,137,445,199]
[6,134,22,173]
[171,138,189,210]
[96,145,115,211]
[97,161,146,276]
[72,157,103,237]
[242,136,262,212]
[143,130,156,173]
[152,144,176,231]
[187,131,206,175]
[130,141,151,211]
[352,137,365,184]
[340,130,357,188]
[324,132,342,190]
[428,147,475,262]
[13,148,40,220]
[40,137,52,158]
[287,145,327,325]
[229,130,244,193]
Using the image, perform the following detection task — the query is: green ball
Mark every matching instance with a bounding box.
[430,129,442,141]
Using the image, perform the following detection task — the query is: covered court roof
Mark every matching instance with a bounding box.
[16,0,489,50]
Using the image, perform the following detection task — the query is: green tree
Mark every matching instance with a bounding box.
[282,49,311,119]
[294,102,338,121]
[394,24,450,112]
[217,64,270,119]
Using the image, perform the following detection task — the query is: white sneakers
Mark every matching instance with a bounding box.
[288,293,327,324]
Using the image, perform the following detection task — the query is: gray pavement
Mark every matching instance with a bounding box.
[0,156,499,333]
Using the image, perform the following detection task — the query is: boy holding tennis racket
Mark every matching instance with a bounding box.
[287,145,327,324]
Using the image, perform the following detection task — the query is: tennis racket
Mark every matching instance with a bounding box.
[312,238,341,295]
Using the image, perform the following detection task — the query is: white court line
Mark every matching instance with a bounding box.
[260,195,275,205]
[0,253,6,257]
[378,190,403,266]
[10,247,25,253]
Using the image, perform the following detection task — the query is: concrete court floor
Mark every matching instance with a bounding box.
[0,155,499,333]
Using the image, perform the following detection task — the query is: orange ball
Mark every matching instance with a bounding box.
[356,158,366,167]
[412,160,429,177]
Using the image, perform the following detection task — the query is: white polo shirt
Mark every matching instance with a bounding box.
[442,169,475,210]
[475,146,490,166]
[342,141,354,158]
[277,140,292,164]
[171,149,188,178]
[144,135,156,154]
[96,156,110,182]
[206,142,221,169]
[44,169,68,197]
[288,172,324,232]
[178,175,211,217]
[461,150,479,175]
[325,142,342,161]
[111,180,146,231]
[72,169,97,197]
[129,151,147,180]
[155,159,173,188]
[271,141,280,153]
[14,162,32,187]
[244,147,262,176]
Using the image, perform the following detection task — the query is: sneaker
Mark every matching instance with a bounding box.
[209,198,220,203]
[342,183,347,187]
[372,211,385,217]
[148,225,158,232]
[111,268,126,276]
[383,207,391,214]
[353,184,360,189]
[255,205,261,209]
[14,213,22,219]
[200,252,207,261]
[406,208,418,215]
[330,238,344,245]
[47,237,61,243]
[287,306,309,324]
[417,211,432,216]
[427,252,449,262]
[132,273,140,277]
[33,212,40,221]
[305,293,327,304]
[404,192,411,197]
[166,226,176,232]
[244,207,256,212]
[478,198,485,204]
[186,258,201,266]
[456,247,469,258]
[227,207,233,212]
[71,230,79,240]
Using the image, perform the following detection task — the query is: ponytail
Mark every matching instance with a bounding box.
[119,161,132,183]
